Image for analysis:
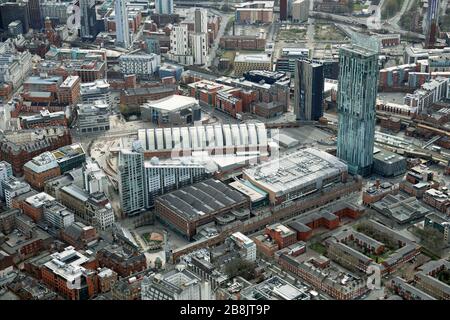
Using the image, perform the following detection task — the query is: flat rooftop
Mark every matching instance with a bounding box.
[243,148,347,196]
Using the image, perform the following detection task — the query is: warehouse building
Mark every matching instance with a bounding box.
[155,179,249,239]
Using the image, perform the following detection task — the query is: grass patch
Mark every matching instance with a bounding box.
[353,3,369,11]
[309,242,327,255]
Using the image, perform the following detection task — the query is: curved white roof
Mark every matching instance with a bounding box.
[138,123,268,153]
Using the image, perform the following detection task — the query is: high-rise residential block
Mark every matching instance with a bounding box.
[336,40,379,176]
[294,59,324,121]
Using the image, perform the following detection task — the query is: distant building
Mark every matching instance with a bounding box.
[0,127,72,176]
[155,0,174,14]
[235,1,274,24]
[234,53,272,77]
[243,148,348,205]
[41,246,98,300]
[97,245,147,277]
[23,152,61,191]
[155,179,248,239]
[20,110,67,129]
[292,0,309,22]
[169,24,193,65]
[241,275,310,300]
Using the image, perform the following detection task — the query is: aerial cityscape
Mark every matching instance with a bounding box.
[0,0,450,303]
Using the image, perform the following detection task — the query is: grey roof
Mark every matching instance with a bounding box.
[390,277,436,300]
[156,179,247,221]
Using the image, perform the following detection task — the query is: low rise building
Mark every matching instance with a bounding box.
[41,246,98,300]
[20,110,67,129]
[155,179,249,239]
[51,143,86,173]
[97,245,147,277]
[373,149,407,177]
[140,95,201,126]
[80,79,111,104]
[371,193,431,224]
[23,152,61,190]
[234,53,272,77]
[227,232,257,262]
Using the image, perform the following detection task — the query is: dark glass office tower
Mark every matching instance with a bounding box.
[294,59,324,121]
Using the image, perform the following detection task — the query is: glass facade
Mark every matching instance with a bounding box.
[337,44,379,176]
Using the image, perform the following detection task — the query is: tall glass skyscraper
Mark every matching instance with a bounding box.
[337,40,379,177]
[115,0,131,48]
[294,59,324,121]
[118,141,145,215]
[155,0,174,15]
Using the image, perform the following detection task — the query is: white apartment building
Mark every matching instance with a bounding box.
[404,77,449,113]
[190,33,208,66]
[155,0,173,14]
[169,25,193,65]
[119,54,161,79]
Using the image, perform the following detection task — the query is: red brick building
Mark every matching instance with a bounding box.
[57,75,81,105]
[265,223,297,249]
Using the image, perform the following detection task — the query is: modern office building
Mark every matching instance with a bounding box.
[115,0,131,48]
[80,79,111,104]
[2,177,31,208]
[77,100,110,133]
[43,201,75,230]
[294,59,324,121]
[119,54,161,80]
[143,157,209,207]
[155,0,173,14]
[51,143,86,174]
[118,141,145,215]
[336,39,379,176]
